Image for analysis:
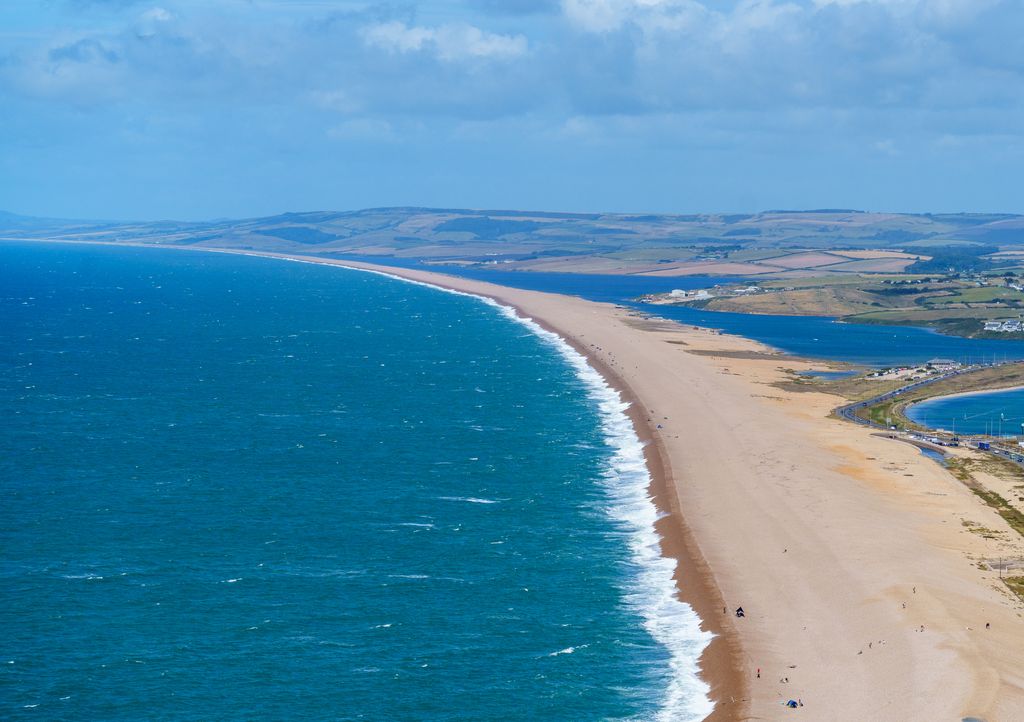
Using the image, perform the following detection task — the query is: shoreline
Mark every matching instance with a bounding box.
[906,382,1024,407]
[207,251,1024,721]
[895,379,1024,436]
[7,240,745,715]
[265,252,745,716]
[9,239,1024,720]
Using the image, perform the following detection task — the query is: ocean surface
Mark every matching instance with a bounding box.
[338,256,1024,367]
[906,387,1024,437]
[0,242,710,721]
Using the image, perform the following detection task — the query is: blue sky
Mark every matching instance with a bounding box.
[1,0,1022,220]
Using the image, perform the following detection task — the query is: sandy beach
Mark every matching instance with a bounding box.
[26,243,1024,719]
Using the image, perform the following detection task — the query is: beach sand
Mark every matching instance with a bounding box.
[30,243,1024,720]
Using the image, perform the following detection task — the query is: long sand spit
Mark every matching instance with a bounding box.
[25,243,1024,720]
[304,255,1024,722]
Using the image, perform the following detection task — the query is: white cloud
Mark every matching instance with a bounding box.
[137,6,174,37]
[361,21,527,62]
[560,0,626,32]
[140,7,173,23]
[561,0,715,33]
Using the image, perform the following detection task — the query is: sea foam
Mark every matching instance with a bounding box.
[486,302,715,722]
[278,256,715,721]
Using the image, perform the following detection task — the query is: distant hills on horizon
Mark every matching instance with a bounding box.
[3,206,1023,278]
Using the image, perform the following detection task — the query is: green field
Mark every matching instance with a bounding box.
[928,286,1024,305]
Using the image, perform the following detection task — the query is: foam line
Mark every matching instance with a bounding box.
[274,256,715,720]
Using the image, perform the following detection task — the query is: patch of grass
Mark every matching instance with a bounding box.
[864,399,898,426]
[945,458,1024,538]
[961,520,1005,539]
[972,456,1024,483]
[759,275,887,289]
[928,286,1024,305]
[1004,576,1024,602]
[945,458,975,483]
[971,487,1024,538]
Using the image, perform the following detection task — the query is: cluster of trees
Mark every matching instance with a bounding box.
[906,245,1001,274]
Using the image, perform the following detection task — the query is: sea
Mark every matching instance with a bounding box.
[0,242,711,721]
[906,387,1024,437]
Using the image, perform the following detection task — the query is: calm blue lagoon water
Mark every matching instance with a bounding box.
[631,305,1024,368]
[906,387,1024,436]
[333,255,1024,367]
[0,243,709,721]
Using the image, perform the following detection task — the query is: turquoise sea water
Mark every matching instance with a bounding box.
[906,387,1024,437]
[0,243,709,720]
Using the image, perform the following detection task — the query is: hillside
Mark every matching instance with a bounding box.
[2,207,1023,278]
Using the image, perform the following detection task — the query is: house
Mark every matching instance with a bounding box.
[669,289,712,301]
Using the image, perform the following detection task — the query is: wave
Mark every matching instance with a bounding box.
[437,496,501,505]
[486,300,714,722]
[274,255,715,720]
[546,643,589,657]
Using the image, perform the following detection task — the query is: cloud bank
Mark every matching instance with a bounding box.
[0,0,1021,217]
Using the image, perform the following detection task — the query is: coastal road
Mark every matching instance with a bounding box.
[836,362,1024,472]
[835,363,1004,431]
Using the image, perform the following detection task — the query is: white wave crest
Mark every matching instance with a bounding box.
[275,257,715,720]
[487,301,714,722]
[438,496,500,504]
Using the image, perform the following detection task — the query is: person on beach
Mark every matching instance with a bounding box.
[735,606,745,617]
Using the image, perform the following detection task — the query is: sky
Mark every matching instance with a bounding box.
[1,0,1022,220]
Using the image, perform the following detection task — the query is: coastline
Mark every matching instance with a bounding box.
[260,252,1024,721]
[264,252,743,716]
[9,240,1024,720]
[906,383,1024,407]
[25,241,746,714]
[899,381,1024,436]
